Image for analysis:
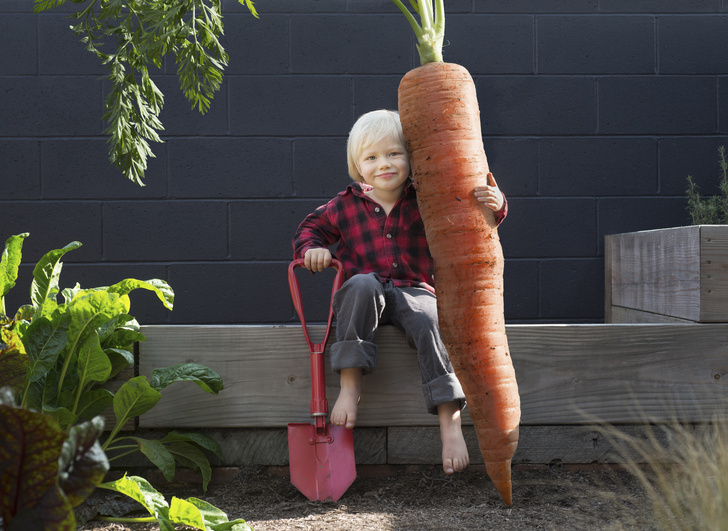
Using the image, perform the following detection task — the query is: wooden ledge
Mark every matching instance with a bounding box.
[137,324,728,429]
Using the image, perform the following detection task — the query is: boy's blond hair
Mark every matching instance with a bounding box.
[347,109,407,182]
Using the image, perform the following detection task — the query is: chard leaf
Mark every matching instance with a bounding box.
[76,388,114,422]
[0,396,70,529]
[61,283,81,304]
[113,375,161,426]
[107,278,174,311]
[103,328,146,350]
[169,497,206,529]
[76,331,112,389]
[30,240,82,313]
[133,437,175,481]
[98,475,173,531]
[162,430,223,460]
[104,347,134,378]
[167,442,212,492]
[0,325,28,394]
[22,315,70,384]
[58,416,108,507]
[58,292,128,400]
[178,497,253,530]
[0,233,28,304]
[151,363,224,394]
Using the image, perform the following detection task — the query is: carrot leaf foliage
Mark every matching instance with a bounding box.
[32,0,259,186]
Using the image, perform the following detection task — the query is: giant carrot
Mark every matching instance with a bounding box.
[392,0,520,505]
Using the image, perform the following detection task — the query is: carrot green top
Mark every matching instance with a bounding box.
[391,0,445,65]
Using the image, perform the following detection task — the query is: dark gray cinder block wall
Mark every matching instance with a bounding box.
[2,0,727,324]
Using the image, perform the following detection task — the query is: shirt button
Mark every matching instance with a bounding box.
[392,262,398,268]
[374,207,381,213]
[386,233,393,239]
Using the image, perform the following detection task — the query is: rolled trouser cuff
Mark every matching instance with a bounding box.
[330,339,378,375]
[422,373,466,415]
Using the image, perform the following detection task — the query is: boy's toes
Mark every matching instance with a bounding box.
[443,458,455,475]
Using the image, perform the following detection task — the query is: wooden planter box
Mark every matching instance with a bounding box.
[605,225,728,323]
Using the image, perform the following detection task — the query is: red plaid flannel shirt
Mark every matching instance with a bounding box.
[293,181,507,292]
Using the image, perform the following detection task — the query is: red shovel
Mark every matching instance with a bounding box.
[287,258,356,502]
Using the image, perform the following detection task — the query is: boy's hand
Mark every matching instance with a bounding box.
[304,247,332,272]
[474,172,504,212]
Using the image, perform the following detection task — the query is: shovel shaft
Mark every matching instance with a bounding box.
[310,350,328,419]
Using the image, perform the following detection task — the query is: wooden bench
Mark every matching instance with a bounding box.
[134,323,728,466]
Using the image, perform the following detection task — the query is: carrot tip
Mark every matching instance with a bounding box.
[485,460,513,506]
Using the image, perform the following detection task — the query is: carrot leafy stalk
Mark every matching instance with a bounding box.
[393,0,521,506]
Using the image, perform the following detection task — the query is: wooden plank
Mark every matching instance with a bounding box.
[701,225,728,321]
[604,233,613,323]
[138,324,728,428]
[387,425,672,465]
[609,306,694,324]
[607,227,702,321]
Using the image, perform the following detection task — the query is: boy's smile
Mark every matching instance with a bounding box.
[358,136,411,207]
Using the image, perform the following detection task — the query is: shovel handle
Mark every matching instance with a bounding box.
[288,259,345,421]
[288,258,344,353]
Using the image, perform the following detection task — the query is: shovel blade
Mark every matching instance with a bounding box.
[288,423,356,502]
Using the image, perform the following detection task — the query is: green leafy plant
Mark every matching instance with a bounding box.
[686,146,728,225]
[96,475,252,530]
[33,0,259,186]
[0,232,237,528]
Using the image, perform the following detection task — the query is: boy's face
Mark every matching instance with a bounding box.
[358,136,410,197]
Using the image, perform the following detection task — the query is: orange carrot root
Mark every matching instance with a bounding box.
[398,61,521,506]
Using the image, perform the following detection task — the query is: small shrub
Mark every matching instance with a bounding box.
[686,146,728,225]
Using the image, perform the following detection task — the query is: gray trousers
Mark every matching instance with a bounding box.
[330,273,465,414]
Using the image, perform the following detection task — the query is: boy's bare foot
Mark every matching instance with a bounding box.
[330,368,362,429]
[438,401,469,474]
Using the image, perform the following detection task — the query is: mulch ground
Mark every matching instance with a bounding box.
[77,464,658,530]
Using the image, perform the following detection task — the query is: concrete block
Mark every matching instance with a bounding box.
[503,259,539,320]
[660,16,728,74]
[474,0,598,13]
[538,15,655,74]
[41,139,167,199]
[223,14,289,75]
[721,77,728,134]
[153,76,229,136]
[352,76,402,115]
[446,15,533,74]
[167,262,292,323]
[539,137,658,196]
[498,198,597,258]
[483,138,539,197]
[598,197,692,244]
[477,76,597,135]
[599,76,716,134]
[221,0,346,13]
[168,138,293,198]
[292,138,350,198]
[658,137,727,196]
[291,15,412,74]
[0,77,102,136]
[539,258,604,320]
[229,76,351,135]
[1,140,40,199]
[102,201,228,261]
[38,13,104,75]
[0,14,37,74]
[2,202,103,262]
[599,0,719,13]
[230,199,323,261]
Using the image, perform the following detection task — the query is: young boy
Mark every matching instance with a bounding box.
[292,109,507,475]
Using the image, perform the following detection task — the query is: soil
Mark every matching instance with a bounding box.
[77,464,657,531]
